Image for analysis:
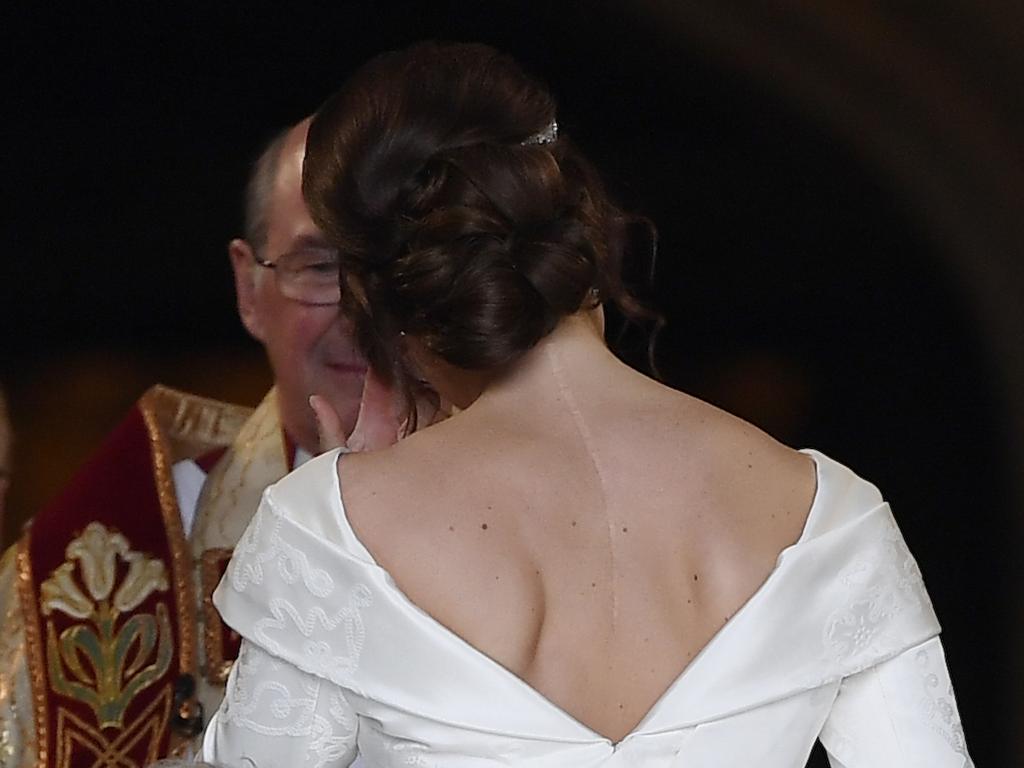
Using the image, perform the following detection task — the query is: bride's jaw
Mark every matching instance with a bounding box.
[404,306,611,413]
[399,335,493,412]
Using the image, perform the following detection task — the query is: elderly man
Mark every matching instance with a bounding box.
[0,119,373,767]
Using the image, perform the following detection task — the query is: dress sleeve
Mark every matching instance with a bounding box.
[201,479,369,767]
[819,635,973,768]
[202,638,358,767]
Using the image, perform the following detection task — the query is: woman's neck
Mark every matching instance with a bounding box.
[465,309,629,413]
[407,307,632,416]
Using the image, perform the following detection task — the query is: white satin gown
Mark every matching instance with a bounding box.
[202,449,973,767]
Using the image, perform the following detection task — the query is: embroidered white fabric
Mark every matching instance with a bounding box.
[203,449,973,767]
[214,640,358,768]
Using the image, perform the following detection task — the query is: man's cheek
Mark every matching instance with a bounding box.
[301,310,345,353]
[279,308,325,349]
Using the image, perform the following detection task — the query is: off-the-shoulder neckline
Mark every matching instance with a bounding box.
[324,446,826,746]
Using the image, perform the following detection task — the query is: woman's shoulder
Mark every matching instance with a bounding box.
[679,401,817,521]
[261,448,372,556]
[666,401,892,563]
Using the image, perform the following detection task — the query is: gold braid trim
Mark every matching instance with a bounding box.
[15,536,48,768]
[135,385,251,682]
[142,385,253,462]
[138,391,197,682]
[54,684,172,768]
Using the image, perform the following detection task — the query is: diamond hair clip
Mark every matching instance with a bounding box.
[522,119,558,146]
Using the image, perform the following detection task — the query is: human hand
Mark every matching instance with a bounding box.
[309,368,446,454]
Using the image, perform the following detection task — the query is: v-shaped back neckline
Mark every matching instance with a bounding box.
[329,447,824,746]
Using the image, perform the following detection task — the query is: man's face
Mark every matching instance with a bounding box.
[230,122,366,453]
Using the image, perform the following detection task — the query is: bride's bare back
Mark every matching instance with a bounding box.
[338,315,816,743]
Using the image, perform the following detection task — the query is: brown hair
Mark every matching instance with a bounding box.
[304,42,658,398]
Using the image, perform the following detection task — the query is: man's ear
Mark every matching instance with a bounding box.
[228,239,266,342]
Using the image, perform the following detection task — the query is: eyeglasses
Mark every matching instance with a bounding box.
[253,248,341,305]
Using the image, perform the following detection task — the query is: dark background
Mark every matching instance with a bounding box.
[3,2,1020,763]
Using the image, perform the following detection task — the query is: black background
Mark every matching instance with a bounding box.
[2,2,1011,763]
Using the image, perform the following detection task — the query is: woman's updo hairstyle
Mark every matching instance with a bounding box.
[304,41,653,389]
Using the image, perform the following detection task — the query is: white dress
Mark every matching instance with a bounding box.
[202,449,973,767]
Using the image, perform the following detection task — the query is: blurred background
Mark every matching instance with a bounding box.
[2,1,1020,763]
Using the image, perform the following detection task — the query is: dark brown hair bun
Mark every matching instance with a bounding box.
[304,41,652,380]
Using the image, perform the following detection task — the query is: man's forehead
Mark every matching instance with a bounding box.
[288,232,333,252]
[265,119,322,246]
[274,123,309,196]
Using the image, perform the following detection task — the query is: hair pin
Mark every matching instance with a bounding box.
[522,119,558,146]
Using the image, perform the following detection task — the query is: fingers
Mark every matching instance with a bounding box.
[412,386,444,429]
[309,394,347,453]
[347,367,403,452]
[311,367,448,458]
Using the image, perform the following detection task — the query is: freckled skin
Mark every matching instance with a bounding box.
[336,313,818,743]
